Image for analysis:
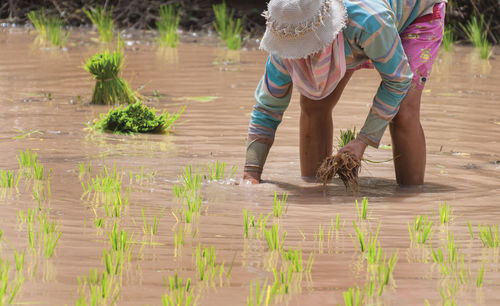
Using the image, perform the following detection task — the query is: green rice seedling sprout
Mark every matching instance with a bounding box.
[343,285,364,306]
[213,1,243,50]
[95,218,104,228]
[84,49,137,105]
[264,224,287,251]
[477,224,499,248]
[439,202,454,224]
[282,249,304,273]
[338,128,358,149]
[476,262,485,287]
[243,209,270,239]
[27,9,49,41]
[441,25,455,52]
[39,211,62,258]
[157,4,181,48]
[314,224,324,242]
[142,208,165,239]
[84,6,114,42]
[94,102,185,133]
[0,170,20,188]
[272,191,288,218]
[204,161,238,181]
[14,250,25,273]
[46,15,70,47]
[467,221,474,239]
[480,38,492,60]
[103,249,125,276]
[0,258,25,305]
[174,225,185,256]
[194,244,223,281]
[460,15,487,48]
[247,278,275,306]
[353,221,366,252]
[376,251,398,296]
[78,162,92,180]
[108,222,132,254]
[17,149,39,178]
[355,197,368,220]
[408,215,433,245]
[271,266,294,295]
[77,269,120,305]
[162,274,194,306]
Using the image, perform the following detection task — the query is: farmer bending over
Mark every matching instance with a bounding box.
[243,0,446,186]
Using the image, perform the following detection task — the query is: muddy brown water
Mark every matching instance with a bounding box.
[1,27,500,305]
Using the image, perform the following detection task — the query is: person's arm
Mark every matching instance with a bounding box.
[243,55,293,183]
[353,11,413,149]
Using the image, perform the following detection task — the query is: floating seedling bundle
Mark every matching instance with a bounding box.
[84,50,137,105]
[94,101,184,134]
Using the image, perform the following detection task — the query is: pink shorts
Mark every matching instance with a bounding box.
[351,3,446,90]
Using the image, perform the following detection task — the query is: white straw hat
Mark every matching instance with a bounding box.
[260,0,347,59]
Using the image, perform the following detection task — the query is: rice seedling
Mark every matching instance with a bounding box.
[129,167,156,185]
[78,162,92,180]
[27,9,49,41]
[204,161,237,181]
[157,4,181,48]
[476,262,485,287]
[0,170,20,188]
[271,266,294,295]
[14,250,25,273]
[103,249,125,276]
[338,128,358,149]
[194,244,224,281]
[77,269,120,305]
[108,222,133,254]
[460,15,492,59]
[467,221,474,239]
[441,25,455,52]
[174,225,185,256]
[17,149,38,172]
[162,274,194,306]
[477,224,499,248]
[84,6,114,42]
[314,224,325,243]
[282,249,304,273]
[376,251,398,296]
[94,102,185,134]
[438,202,454,224]
[243,209,270,239]
[272,191,288,218]
[141,208,165,238]
[408,215,434,245]
[343,285,364,306]
[355,197,368,220]
[94,218,104,228]
[430,232,461,276]
[353,221,366,252]
[247,278,276,306]
[264,224,287,251]
[180,194,203,224]
[0,258,25,305]
[213,1,243,50]
[39,211,62,258]
[84,49,137,105]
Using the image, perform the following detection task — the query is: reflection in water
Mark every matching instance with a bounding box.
[0,29,500,304]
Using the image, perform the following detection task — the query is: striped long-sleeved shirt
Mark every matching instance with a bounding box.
[245,0,443,175]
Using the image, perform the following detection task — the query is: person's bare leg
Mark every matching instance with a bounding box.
[299,71,353,178]
[389,86,426,186]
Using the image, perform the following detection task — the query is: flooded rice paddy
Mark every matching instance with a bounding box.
[0,27,500,305]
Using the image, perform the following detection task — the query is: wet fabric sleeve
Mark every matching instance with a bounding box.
[355,11,413,147]
[245,55,293,175]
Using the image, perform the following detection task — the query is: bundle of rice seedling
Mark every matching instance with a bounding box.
[317,128,361,190]
[94,101,185,134]
[84,50,137,105]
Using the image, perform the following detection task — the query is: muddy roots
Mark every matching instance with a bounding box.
[316,152,361,191]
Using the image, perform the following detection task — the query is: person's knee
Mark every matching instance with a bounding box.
[300,96,334,117]
[392,104,420,127]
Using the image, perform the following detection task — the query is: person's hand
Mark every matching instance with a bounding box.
[242,171,261,184]
[337,138,367,162]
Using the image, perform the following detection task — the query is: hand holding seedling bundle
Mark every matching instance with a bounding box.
[317,128,365,190]
[84,49,137,105]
